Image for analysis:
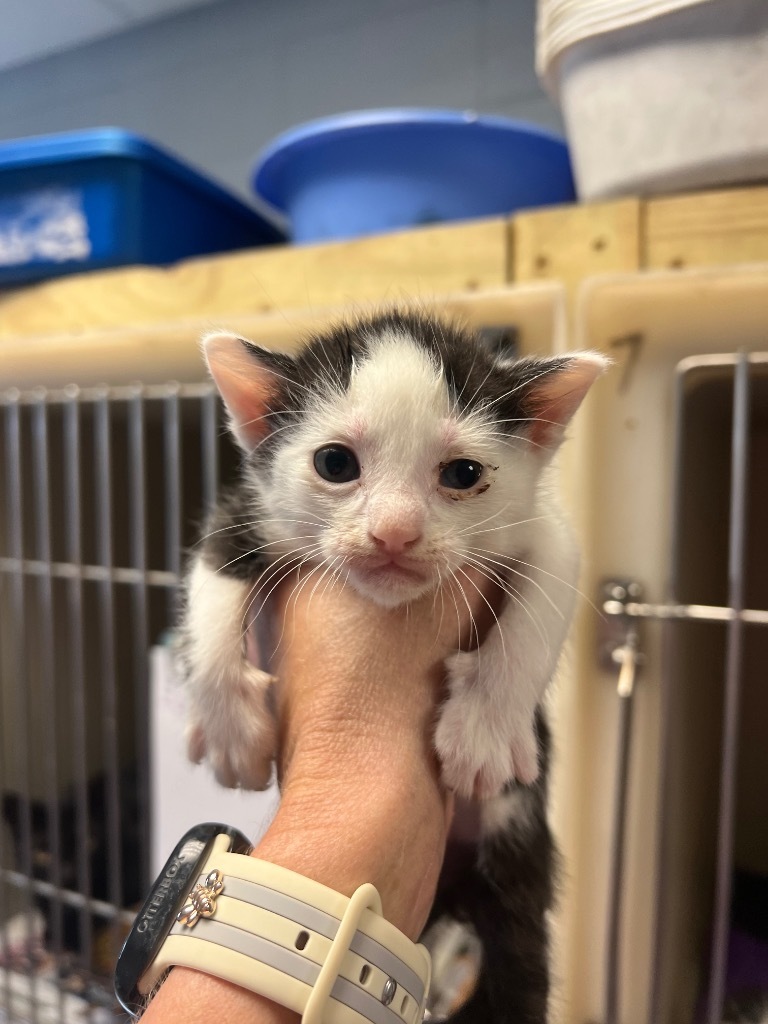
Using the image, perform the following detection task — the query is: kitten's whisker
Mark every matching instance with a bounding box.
[454,500,515,538]
[431,567,447,652]
[447,568,479,652]
[447,344,479,417]
[477,365,559,414]
[454,565,507,664]
[323,557,349,599]
[238,554,309,632]
[456,506,553,539]
[247,549,322,636]
[457,555,515,600]
[463,356,501,413]
[443,569,464,652]
[457,554,549,650]
[455,556,532,622]
[242,419,298,456]
[492,416,564,429]
[286,552,346,640]
[274,556,332,657]
[245,543,322,603]
[212,535,319,574]
[470,546,604,618]
[239,561,300,645]
[464,513,554,538]
[464,549,566,620]
[304,342,345,395]
[306,555,343,617]
[256,368,314,396]
[481,430,549,453]
[240,545,323,631]
[199,514,328,543]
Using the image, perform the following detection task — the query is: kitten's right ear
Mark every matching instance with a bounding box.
[203,332,292,451]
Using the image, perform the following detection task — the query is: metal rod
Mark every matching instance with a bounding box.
[0,557,177,587]
[94,393,124,959]
[647,357,691,1024]
[3,381,214,406]
[0,829,8,1019]
[0,869,135,927]
[603,599,768,626]
[31,396,65,1014]
[0,588,11,1024]
[202,389,220,515]
[604,636,640,1024]
[3,394,39,1024]
[706,354,751,1024]
[129,388,151,894]
[64,391,94,968]
[164,386,182,619]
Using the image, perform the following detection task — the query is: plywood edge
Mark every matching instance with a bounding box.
[644,185,768,270]
[0,283,566,390]
[0,218,509,340]
[511,198,642,303]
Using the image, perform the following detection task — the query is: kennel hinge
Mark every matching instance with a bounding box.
[601,578,768,627]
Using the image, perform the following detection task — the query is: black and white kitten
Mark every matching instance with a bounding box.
[180,311,605,797]
[178,311,605,1022]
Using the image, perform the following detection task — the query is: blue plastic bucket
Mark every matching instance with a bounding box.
[252,109,575,242]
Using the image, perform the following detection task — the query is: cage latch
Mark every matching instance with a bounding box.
[598,579,646,693]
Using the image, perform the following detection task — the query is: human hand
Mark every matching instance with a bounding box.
[263,566,495,937]
[142,567,496,1024]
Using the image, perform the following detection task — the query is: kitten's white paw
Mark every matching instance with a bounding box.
[435,650,539,800]
[186,663,277,790]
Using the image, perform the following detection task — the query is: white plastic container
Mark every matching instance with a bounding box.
[538,0,768,199]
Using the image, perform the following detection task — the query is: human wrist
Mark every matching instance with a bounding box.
[266,746,447,938]
[139,780,442,1024]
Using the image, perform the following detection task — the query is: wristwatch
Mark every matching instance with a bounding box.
[115,823,432,1024]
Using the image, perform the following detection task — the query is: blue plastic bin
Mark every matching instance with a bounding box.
[252,109,576,243]
[0,128,285,285]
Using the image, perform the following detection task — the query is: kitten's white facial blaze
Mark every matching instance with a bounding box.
[259,331,537,608]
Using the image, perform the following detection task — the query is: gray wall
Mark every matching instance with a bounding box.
[0,0,559,203]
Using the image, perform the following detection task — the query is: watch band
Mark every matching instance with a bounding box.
[136,832,431,1024]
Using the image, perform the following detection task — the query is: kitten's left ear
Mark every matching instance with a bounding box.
[522,351,609,450]
[203,332,294,451]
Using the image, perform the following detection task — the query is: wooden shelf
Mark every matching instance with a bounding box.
[1,182,766,386]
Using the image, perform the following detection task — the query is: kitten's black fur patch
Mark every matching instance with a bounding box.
[240,312,569,458]
[430,711,556,1024]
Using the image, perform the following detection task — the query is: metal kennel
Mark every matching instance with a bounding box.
[0,267,767,1024]
[0,381,228,1022]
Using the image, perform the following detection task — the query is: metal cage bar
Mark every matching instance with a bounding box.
[2,394,39,1024]
[618,352,768,1024]
[706,353,751,1024]
[0,380,220,1023]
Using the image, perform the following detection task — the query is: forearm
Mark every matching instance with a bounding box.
[141,606,450,1024]
[139,568,496,1024]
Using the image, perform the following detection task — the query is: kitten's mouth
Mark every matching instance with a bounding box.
[347,555,430,586]
[367,559,426,582]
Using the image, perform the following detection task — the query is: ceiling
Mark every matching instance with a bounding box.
[0,0,225,73]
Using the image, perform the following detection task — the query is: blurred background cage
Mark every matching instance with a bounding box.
[0,379,245,1021]
[0,222,767,1024]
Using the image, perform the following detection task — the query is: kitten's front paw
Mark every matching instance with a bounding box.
[435,650,539,800]
[186,663,277,790]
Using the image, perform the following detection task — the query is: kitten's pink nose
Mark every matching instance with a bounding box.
[370,523,422,555]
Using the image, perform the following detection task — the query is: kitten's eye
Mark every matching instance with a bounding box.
[439,459,484,490]
[313,445,360,483]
